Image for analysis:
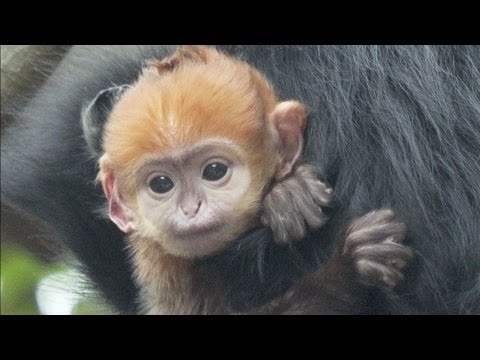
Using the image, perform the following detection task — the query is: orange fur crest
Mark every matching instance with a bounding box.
[103,46,278,174]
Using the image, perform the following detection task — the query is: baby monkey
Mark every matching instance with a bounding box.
[88,46,411,314]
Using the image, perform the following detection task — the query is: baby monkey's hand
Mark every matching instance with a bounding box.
[261,164,333,244]
[343,209,413,289]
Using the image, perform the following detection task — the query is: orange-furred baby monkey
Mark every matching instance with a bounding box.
[95,46,411,314]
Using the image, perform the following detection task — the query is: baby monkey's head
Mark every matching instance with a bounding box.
[96,46,308,258]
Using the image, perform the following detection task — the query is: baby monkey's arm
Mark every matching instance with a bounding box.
[250,209,413,314]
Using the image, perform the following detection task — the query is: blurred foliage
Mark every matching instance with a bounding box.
[1,246,51,314]
[1,245,113,315]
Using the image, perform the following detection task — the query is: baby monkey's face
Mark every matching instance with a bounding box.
[98,45,309,260]
[134,139,264,258]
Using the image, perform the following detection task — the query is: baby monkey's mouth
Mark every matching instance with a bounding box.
[172,220,225,238]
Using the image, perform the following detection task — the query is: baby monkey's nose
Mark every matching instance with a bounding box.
[181,200,202,219]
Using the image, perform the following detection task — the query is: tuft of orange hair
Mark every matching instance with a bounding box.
[102,46,281,188]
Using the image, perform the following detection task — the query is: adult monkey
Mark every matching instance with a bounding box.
[1,45,479,314]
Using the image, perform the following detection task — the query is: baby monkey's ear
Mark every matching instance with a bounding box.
[269,101,308,180]
[98,156,136,234]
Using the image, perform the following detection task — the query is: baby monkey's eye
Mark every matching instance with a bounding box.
[203,163,228,181]
[149,175,174,194]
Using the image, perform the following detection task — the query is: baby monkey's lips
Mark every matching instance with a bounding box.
[172,220,225,238]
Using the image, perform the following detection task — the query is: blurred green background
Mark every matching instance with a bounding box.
[1,244,113,315]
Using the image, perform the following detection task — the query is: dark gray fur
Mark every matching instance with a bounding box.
[81,84,130,157]
[1,45,479,314]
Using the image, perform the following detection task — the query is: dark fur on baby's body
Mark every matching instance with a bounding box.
[2,46,479,314]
